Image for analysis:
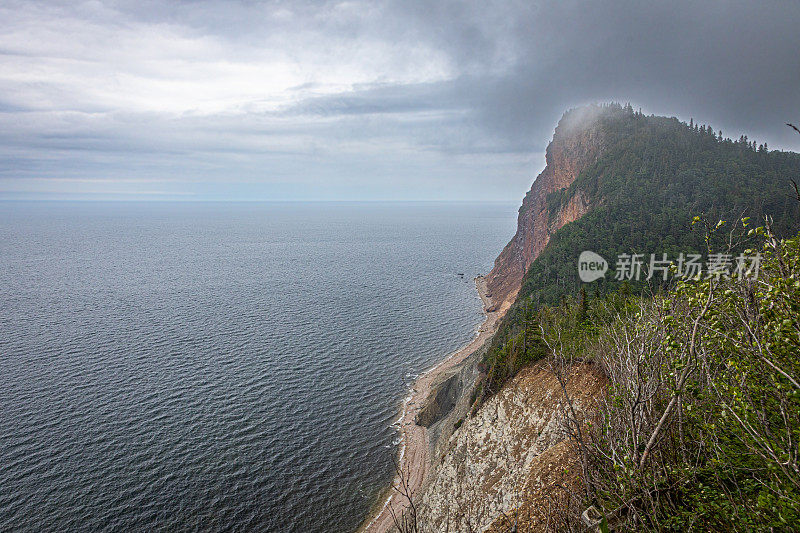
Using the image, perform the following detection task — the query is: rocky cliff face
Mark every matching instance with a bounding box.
[399,108,613,533]
[486,108,608,307]
[414,361,605,532]
[415,345,483,462]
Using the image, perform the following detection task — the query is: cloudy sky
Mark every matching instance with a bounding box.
[1,0,798,201]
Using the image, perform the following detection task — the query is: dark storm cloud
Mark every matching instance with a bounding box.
[467,0,800,149]
[378,0,800,150]
[0,0,798,200]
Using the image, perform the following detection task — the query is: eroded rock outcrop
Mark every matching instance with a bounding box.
[414,361,605,532]
[486,107,608,307]
[415,346,484,463]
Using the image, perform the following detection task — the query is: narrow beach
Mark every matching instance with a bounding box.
[361,275,510,533]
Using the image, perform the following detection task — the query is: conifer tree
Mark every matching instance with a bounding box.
[522,302,546,363]
[578,286,588,322]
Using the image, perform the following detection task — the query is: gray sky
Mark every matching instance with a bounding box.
[1,0,798,201]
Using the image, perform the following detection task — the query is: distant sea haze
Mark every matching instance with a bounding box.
[0,201,516,532]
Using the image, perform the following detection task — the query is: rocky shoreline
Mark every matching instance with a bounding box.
[360,276,513,533]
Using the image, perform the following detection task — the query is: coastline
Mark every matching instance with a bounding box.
[359,275,511,533]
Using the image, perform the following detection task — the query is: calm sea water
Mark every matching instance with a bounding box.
[0,202,516,533]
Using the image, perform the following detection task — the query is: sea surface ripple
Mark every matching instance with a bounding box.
[0,202,516,532]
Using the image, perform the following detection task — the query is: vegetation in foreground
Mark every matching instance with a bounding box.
[522,219,799,531]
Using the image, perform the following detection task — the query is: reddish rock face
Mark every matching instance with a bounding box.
[486,110,607,307]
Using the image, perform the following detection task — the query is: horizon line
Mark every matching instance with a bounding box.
[0,198,519,204]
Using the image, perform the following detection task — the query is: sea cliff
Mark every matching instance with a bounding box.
[416,361,605,532]
[366,107,612,533]
[370,103,800,532]
[485,107,606,308]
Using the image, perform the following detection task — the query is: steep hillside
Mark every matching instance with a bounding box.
[403,105,800,533]
[509,104,799,308]
[416,361,605,532]
[485,106,610,308]
[484,104,800,393]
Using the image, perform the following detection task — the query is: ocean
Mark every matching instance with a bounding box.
[0,201,516,532]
